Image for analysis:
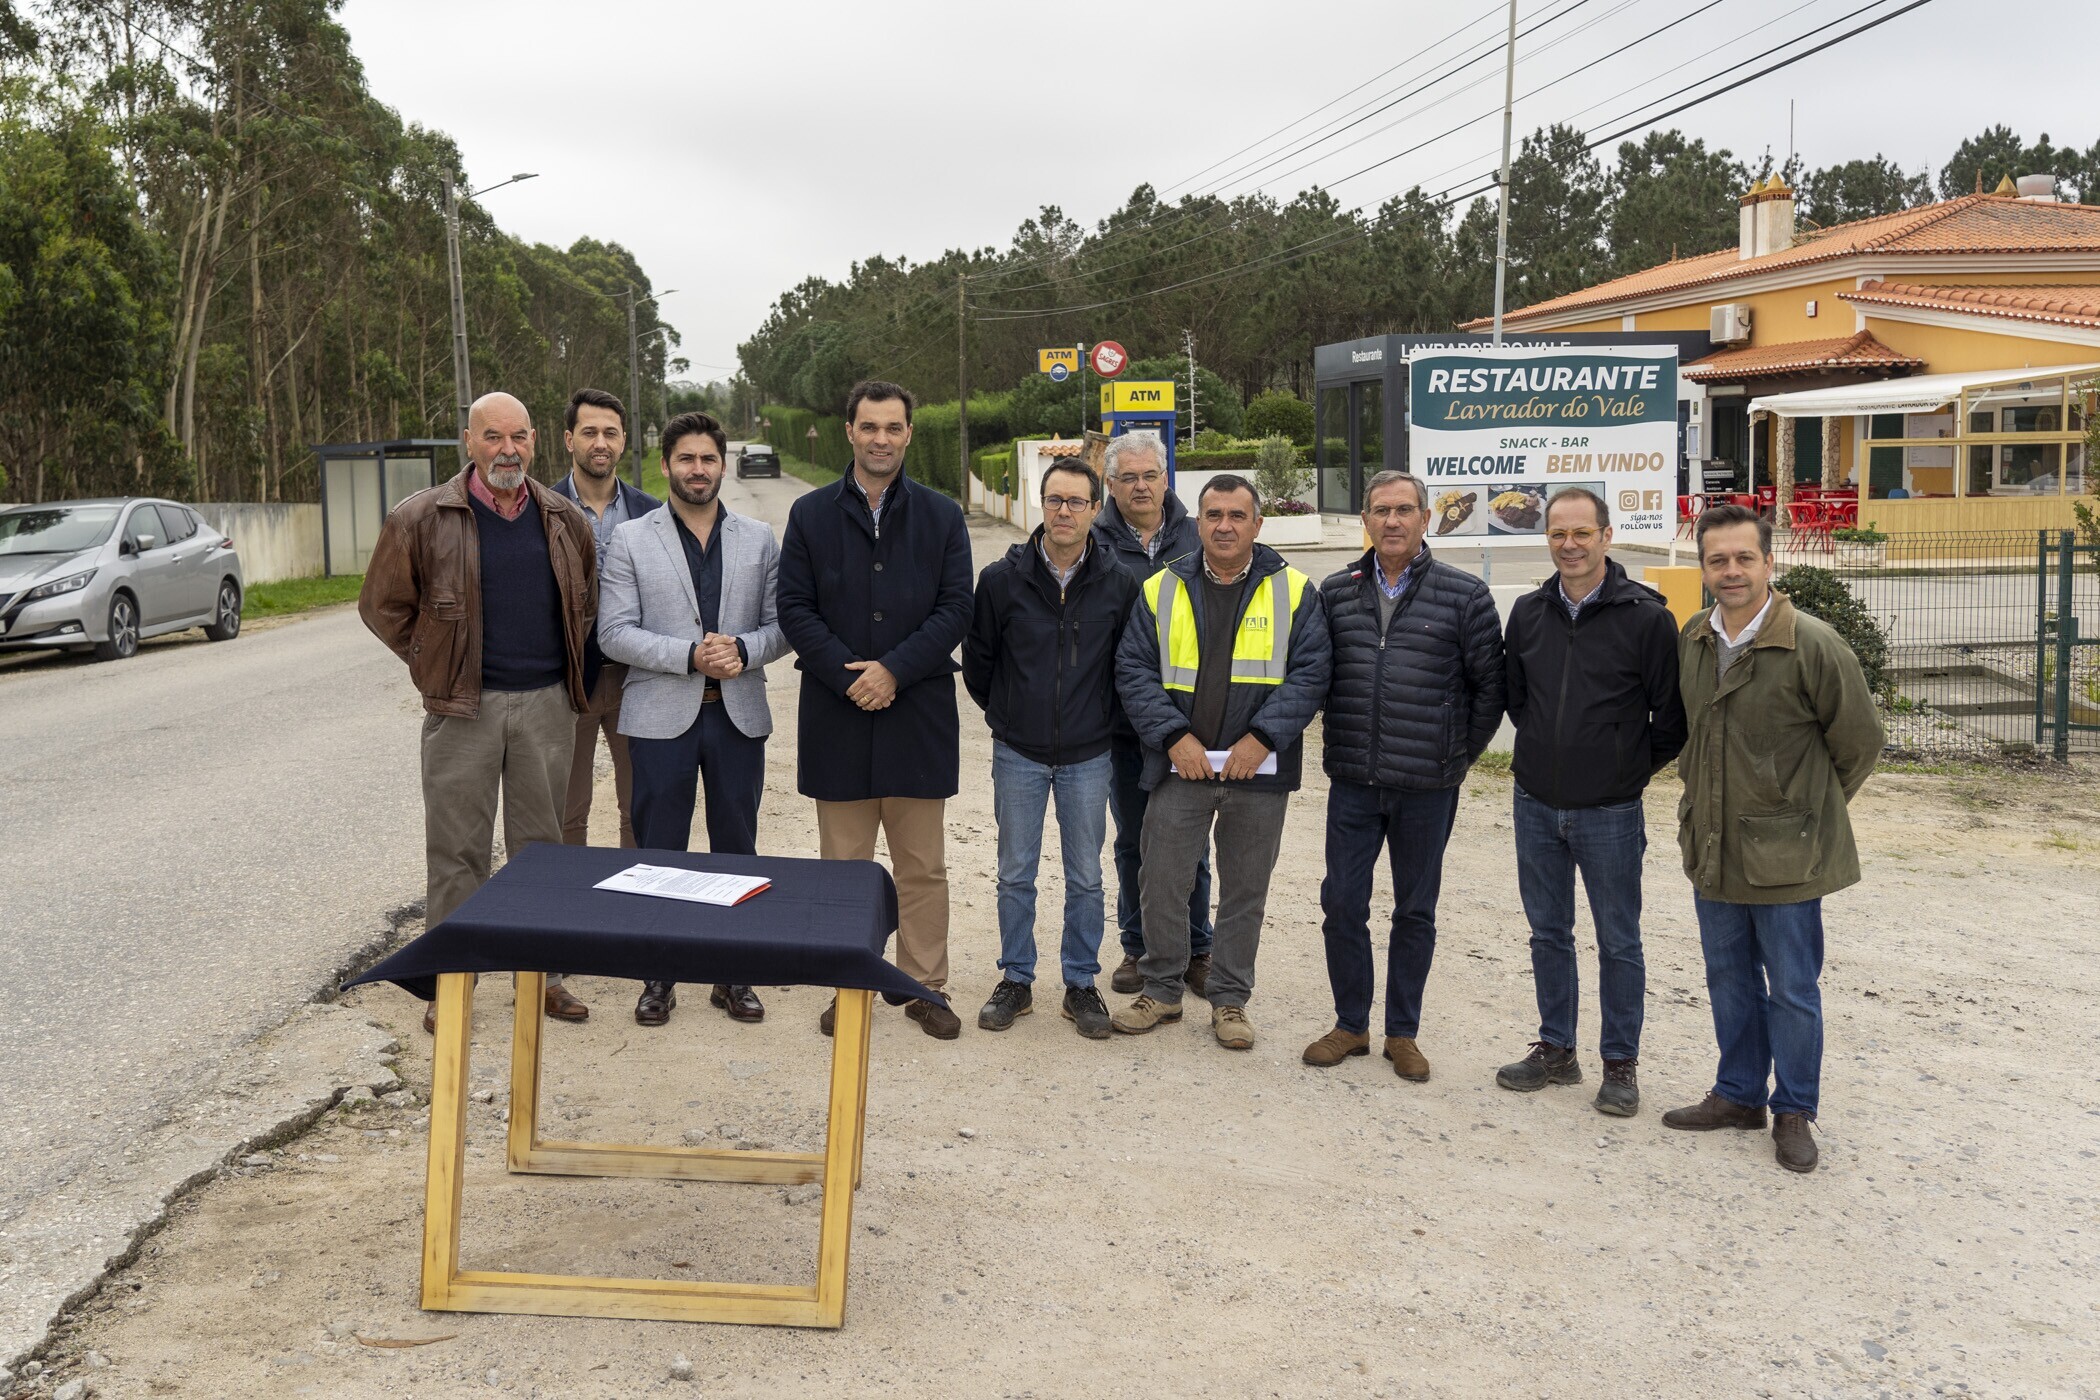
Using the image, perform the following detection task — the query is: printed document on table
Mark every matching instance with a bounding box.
[1205,750,1279,775]
[594,864,771,906]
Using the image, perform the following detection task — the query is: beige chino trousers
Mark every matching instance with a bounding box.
[421,685,577,930]
[815,798,950,992]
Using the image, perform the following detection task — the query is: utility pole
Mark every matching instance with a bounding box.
[1183,328,1199,441]
[443,172,472,435]
[957,273,970,495]
[1490,0,1518,346]
[625,284,643,487]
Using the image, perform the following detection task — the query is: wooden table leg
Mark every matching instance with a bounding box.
[813,988,872,1327]
[420,973,474,1309]
[507,972,545,1170]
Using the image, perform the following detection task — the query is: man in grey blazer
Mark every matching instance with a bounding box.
[598,411,790,1027]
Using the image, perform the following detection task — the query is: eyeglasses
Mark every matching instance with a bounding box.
[1545,528,1603,545]
[1043,495,1096,514]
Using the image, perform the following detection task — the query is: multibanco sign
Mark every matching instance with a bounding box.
[1407,346,1678,547]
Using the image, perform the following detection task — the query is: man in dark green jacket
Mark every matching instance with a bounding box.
[1662,505,1883,1174]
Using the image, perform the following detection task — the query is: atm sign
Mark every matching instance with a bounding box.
[1038,347,1079,378]
[1104,380,1176,413]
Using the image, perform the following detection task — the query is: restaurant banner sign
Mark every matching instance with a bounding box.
[1407,345,1678,546]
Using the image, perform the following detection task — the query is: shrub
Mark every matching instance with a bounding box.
[1192,427,1234,452]
[1243,391,1314,445]
[1831,526,1887,544]
[1775,565,1891,699]
[1252,434,1313,515]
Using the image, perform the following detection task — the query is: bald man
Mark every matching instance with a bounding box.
[360,393,600,1032]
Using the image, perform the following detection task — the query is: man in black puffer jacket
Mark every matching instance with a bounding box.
[1493,487,1685,1118]
[963,458,1137,1040]
[1304,470,1504,1084]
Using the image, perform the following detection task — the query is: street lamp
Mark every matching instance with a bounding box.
[623,287,677,486]
[443,171,540,435]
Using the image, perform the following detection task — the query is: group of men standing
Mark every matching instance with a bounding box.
[360,376,1882,1176]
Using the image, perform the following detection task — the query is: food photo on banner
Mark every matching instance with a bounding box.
[1407,346,1680,546]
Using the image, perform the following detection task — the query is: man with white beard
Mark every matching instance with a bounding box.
[359,391,600,1033]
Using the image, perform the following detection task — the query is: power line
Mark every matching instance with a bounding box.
[968,0,1939,325]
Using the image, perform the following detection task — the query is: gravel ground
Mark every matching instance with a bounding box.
[17,477,2099,1399]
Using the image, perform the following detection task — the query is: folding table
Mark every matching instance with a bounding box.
[347,843,932,1328]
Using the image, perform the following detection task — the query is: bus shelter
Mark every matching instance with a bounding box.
[316,440,460,575]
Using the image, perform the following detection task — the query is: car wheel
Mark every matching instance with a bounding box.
[92,592,140,661]
[204,578,243,640]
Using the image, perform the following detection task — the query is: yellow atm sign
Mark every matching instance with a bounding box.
[1038,347,1079,377]
[1100,381,1176,414]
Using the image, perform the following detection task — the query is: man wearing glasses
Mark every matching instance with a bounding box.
[962,458,1137,1039]
[1493,487,1685,1116]
[1089,431,1213,999]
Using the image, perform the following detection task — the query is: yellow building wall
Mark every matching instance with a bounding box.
[1859,316,2100,373]
[1857,494,2085,539]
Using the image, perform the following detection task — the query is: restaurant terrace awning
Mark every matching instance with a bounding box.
[1748,362,2100,418]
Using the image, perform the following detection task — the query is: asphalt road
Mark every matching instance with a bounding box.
[0,605,426,1314]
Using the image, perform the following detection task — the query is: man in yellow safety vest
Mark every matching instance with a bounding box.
[1109,473,1332,1050]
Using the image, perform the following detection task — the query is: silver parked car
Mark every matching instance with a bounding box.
[0,498,245,661]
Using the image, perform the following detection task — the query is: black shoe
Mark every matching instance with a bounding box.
[1110,955,1143,995]
[977,979,1033,1032]
[1773,1112,1819,1173]
[1062,984,1111,1040]
[1184,953,1213,1000]
[1595,1058,1640,1116]
[710,984,765,1022]
[635,981,676,1026]
[1495,1041,1581,1092]
[1661,1092,1767,1131]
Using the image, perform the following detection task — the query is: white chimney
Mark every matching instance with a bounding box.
[2015,173,2057,202]
[1738,176,1796,259]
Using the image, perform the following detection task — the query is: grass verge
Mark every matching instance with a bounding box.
[243,573,365,619]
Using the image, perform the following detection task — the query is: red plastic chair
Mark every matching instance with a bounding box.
[1756,484,1778,514]
[1826,498,1858,529]
[1785,500,1833,552]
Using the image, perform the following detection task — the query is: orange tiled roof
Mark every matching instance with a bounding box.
[1040,441,1086,456]
[1459,195,2100,329]
[1681,331,1924,383]
[1840,279,2100,329]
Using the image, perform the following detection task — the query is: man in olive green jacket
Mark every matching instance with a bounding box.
[1661,505,1883,1174]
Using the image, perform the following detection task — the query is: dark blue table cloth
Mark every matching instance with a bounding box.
[345,843,938,1006]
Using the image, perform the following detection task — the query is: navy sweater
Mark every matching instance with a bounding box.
[470,492,566,692]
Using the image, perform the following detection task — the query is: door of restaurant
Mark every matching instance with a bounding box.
[1868,413,1905,496]
[1316,379,1385,514]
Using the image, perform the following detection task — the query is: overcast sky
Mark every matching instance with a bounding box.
[342,0,2092,383]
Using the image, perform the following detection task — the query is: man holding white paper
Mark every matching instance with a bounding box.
[1110,474,1330,1050]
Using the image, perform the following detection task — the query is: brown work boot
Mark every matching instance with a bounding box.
[1661,1091,1768,1131]
[1110,955,1143,994]
[1773,1112,1819,1173]
[1110,994,1184,1035]
[1383,1037,1431,1082]
[905,998,962,1040]
[544,982,589,1022]
[1302,1028,1371,1066]
[1184,953,1213,999]
[421,1001,437,1035]
[1210,1005,1255,1050]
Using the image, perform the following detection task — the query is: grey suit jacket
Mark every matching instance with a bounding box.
[598,505,790,740]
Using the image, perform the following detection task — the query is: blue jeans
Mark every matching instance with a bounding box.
[1513,784,1648,1062]
[992,741,1111,988]
[1109,735,1212,960]
[1693,895,1825,1117]
[1318,779,1460,1039]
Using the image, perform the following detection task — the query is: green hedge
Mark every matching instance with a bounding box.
[1175,445,1312,474]
[759,396,1021,499]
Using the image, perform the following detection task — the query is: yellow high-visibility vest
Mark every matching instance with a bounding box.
[1144,565,1309,692]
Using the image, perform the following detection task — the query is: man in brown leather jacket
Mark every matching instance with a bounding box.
[359,391,598,1033]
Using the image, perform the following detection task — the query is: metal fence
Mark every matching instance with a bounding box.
[1776,529,2100,760]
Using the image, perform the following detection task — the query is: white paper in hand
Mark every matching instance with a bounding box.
[594,863,771,906]
[1205,750,1279,776]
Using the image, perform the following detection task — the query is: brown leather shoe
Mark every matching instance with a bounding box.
[634,981,676,1026]
[1110,955,1143,994]
[1773,1112,1819,1172]
[819,997,836,1037]
[710,984,764,1022]
[905,998,962,1040]
[544,983,589,1022]
[1184,953,1213,999]
[1383,1037,1431,1082]
[1302,1028,1371,1066]
[422,1001,437,1035]
[1661,1091,1768,1131]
